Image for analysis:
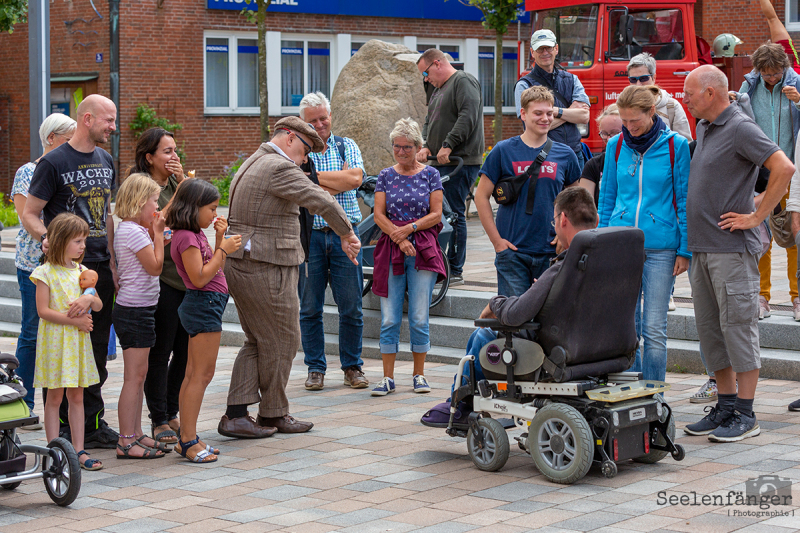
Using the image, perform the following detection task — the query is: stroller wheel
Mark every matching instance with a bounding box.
[467,418,510,472]
[43,437,81,506]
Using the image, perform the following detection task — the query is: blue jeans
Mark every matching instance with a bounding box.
[438,164,480,277]
[299,228,364,374]
[495,249,554,297]
[379,255,437,354]
[15,268,38,411]
[629,249,676,382]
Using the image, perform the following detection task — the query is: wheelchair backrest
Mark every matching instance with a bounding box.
[536,227,645,366]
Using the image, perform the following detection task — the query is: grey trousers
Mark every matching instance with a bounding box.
[224,255,300,418]
[690,251,761,374]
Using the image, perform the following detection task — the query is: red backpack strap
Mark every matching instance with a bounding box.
[669,136,677,212]
[669,136,674,168]
[614,136,623,162]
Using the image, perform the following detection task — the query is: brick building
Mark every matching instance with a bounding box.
[0,0,793,192]
[0,0,529,191]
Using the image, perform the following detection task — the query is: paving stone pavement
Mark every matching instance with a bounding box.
[2,335,800,533]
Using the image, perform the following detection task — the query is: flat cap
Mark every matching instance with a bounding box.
[274,116,325,153]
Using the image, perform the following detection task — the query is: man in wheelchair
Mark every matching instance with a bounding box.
[422,187,685,483]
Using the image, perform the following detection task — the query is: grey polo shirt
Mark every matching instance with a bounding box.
[688,105,779,255]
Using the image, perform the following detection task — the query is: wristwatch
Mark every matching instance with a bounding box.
[40,232,47,243]
[412,223,418,232]
[556,107,563,119]
[441,141,451,149]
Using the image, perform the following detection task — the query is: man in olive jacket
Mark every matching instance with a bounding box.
[218,117,361,438]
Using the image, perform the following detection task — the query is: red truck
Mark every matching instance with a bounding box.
[521,0,729,152]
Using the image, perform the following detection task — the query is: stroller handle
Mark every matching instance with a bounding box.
[427,156,463,182]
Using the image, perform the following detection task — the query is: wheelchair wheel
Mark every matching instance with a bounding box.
[43,437,81,507]
[634,405,676,464]
[467,418,510,472]
[529,403,593,484]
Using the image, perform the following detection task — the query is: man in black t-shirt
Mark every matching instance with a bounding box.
[23,94,120,450]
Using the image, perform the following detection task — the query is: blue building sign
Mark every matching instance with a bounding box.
[207,0,528,23]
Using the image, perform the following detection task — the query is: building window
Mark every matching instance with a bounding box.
[204,33,260,113]
[281,39,331,109]
[788,0,800,30]
[478,45,518,111]
[418,43,461,61]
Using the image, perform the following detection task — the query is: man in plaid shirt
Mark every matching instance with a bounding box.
[298,92,369,391]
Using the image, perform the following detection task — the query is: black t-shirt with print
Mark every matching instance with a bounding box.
[28,143,116,261]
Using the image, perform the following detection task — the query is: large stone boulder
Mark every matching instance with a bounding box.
[331,40,427,176]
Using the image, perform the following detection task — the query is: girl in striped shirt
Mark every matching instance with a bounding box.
[111,173,169,460]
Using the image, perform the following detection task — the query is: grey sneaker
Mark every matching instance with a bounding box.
[683,405,731,436]
[708,410,760,442]
[758,296,770,319]
[690,380,717,404]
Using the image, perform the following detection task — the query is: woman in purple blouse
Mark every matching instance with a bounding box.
[370,118,446,397]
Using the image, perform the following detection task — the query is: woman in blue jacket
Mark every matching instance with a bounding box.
[599,85,691,382]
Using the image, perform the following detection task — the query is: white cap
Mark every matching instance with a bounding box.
[531,29,557,50]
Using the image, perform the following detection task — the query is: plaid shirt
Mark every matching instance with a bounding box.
[310,134,365,229]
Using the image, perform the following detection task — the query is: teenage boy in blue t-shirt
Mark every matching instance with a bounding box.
[475,85,581,297]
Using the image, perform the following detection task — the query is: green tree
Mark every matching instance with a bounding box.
[461,0,522,143]
[0,0,27,33]
[242,0,272,142]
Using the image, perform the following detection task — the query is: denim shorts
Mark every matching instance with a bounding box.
[177,289,229,337]
[112,304,157,350]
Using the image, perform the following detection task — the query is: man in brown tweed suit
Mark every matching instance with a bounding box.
[218,117,360,438]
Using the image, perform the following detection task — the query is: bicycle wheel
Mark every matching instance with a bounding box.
[404,249,450,308]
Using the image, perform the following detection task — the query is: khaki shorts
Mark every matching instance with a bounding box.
[690,251,760,373]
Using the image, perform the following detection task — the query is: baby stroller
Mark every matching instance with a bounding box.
[440,228,685,484]
[0,353,81,505]
[357,156,463,308]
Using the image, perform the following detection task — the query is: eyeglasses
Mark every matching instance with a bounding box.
[278,128,312,156]
[392,144,415,152]
[628,152,643,177]
[551,212,562,227]
[599,130,621,140]
[761,70,784,80]
[421,60,437,79]
[628,75,652,84]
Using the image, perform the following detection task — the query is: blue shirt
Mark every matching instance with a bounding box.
[375,166,442,221]
[308,134,365,229]
[480,137,581,255]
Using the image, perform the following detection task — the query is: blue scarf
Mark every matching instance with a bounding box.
[622,114,667,154]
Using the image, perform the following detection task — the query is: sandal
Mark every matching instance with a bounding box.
[175,440,219,456]
[168,416,181,438]
[152,423,178,445]
[116,440,165,460]
[177,437,217,464]
[138,434,172,453]
[77,450,103,471]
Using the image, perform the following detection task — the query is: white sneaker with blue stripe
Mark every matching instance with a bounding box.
[371,377,395,397]
[413,374,431,393]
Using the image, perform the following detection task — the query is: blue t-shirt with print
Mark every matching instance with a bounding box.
[480,137,580,255]
[375,166,443,221]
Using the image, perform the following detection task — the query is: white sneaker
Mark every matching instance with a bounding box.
[668,296,676,311]
[793,298,800,322]
[689,380,717,404]
[759,296,770,319]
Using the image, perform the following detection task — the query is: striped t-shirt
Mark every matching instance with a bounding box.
[114,221,159,307]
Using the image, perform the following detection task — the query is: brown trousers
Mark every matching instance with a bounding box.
[224,255,300,418]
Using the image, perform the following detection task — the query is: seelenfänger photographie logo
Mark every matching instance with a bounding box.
[658,475,794,518]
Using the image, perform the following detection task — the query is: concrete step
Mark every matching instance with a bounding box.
[0,297,21,324]
[323,305,476,350]
[667,338,800,381]
[668,307,800,351]
[324,333,466,365]
[0,253,16,277]
[0,274,20,299]
[338,288,489,321]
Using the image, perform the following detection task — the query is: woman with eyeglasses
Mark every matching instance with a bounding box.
[579,104,621,206]
[598,84,690,383]
[370,118,446,397]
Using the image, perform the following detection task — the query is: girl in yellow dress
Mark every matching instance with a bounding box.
[32,213,103,470]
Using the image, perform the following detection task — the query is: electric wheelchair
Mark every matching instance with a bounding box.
[442,227,685,484]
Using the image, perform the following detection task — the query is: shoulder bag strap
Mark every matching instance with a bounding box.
[333,135,346,163]
[525,138,554,215]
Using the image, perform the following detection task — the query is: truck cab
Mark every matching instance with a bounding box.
[525,0,699,153]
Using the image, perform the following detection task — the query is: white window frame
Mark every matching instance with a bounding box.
[280,34,335,115]
[478,40,520,115]
[416,39,465,62]
[203,30,261,116]
[350,35,401,57]
[787,0,800,31]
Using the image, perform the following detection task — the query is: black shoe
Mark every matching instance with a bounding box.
[789,398,800,411]
[84,421,120,449]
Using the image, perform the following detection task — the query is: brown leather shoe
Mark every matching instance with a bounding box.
[305,371,324,391]
[343,367,369,389]
[218,415,277,439]
[258,414,313,433]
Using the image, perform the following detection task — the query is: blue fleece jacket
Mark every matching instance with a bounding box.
[598,129,691,258]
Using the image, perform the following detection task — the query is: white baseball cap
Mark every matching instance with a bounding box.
[531,29,557,50]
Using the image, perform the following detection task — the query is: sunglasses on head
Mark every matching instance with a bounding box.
[628,75,652,84]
